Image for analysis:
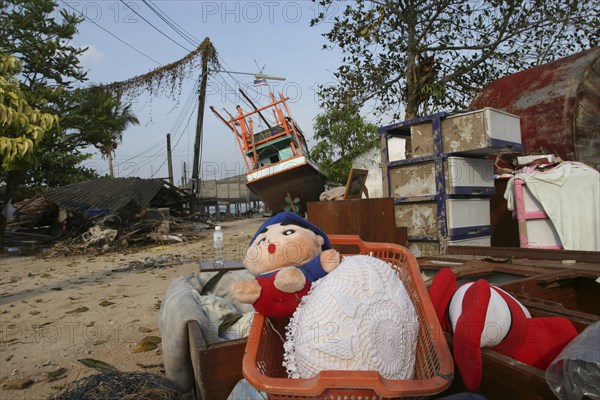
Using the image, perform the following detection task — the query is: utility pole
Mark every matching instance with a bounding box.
[191,51,211,214]
[182,162,188,188]
[166,133,174,185]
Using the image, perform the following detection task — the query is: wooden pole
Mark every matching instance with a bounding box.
[191,60,209,213]
[166,133,174,185]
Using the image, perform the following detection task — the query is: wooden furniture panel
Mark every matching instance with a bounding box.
[490,177,520,247]
[188,320,247,400]
[436,333,555,400]
[307,198,407,246]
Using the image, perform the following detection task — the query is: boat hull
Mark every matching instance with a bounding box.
[247,160,325,214]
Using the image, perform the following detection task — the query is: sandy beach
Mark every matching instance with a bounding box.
[0,217,266,400]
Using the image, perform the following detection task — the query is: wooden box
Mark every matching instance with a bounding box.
[410,108,522,157]
[188,320,247,400]
[389,157,495,198]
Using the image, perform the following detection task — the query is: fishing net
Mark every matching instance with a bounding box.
[47,371,184,400]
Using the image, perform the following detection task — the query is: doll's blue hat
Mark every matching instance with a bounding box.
[249,211,331,250]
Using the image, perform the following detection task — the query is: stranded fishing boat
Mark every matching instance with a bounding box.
[210,91,325,214]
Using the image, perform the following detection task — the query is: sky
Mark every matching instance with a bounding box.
[56,0,354,184]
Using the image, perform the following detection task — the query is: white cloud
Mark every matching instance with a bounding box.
[78,44,105,69]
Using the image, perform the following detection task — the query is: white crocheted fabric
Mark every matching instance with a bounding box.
[283,255,419,380]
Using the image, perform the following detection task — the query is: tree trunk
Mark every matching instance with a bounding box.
[108,151,114,177]
[404,21,419,120]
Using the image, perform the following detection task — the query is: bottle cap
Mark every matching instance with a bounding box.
[215,226,221,230]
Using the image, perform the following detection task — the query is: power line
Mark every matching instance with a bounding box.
[96,75,199,175]
[147,0,200,45]
[113,77,198,167]
[217,55,271,101]
[142,0,200,48]
[142,77,200,178]
[151,110,197,179]
[140,0,264,104]
[126,145,166,176]
[58,0,162,65]
[170,79,200,136]
[118,1,276,126]
[172,94,198,150]
[136,1,206,177]
[119,138,164,164]
[119,0,192,53]
[61,0,206,179]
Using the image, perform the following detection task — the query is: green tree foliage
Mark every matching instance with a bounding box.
[0,0,86,95]
[312,0,598,119]
[0,53,58,170]
[311,106,379,184]
[0,0,96,192]
[0,51,59,250]
[68,86,140,177]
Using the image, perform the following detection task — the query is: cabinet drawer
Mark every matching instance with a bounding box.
[389,157,495,198]
[410,108,522,157]
[394,198,491,239]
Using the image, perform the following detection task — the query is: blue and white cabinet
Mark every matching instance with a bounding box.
[380,109,522,255]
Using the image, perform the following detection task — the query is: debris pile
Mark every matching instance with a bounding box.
[34,209,210,257]
[4,178,211,255]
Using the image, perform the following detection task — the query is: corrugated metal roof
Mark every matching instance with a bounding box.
[43,178,170,214]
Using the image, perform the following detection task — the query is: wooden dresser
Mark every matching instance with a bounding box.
[307,198,407,246]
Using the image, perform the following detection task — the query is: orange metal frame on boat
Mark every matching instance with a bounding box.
[210,92,308,172]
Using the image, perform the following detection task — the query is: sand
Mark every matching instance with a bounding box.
[0,217,266,400]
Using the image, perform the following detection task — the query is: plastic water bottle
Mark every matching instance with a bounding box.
[213,226,224,267]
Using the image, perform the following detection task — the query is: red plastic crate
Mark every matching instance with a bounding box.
[243,235,454,399]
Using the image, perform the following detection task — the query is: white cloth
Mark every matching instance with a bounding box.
[158,271,255,392]
[319,186,346,201]
[2,198,16,219]
[283,255,419,380]
[504,162,600,251]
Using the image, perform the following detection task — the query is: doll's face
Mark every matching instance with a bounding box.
[243,222,325,276]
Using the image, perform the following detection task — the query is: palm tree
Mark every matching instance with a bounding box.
[72,86,140,176]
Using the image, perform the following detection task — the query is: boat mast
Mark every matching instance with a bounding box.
[239,89,273,130]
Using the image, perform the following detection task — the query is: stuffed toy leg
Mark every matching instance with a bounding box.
[429,268,578,391]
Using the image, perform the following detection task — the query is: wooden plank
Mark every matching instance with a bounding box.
[357,198,403,244]
[440,334,556,400]
[418,259,549,280]
[447,245,600,264]
[188,320,207,400]
[497,270,600,318]
[307,198,406,245]
[490,178,520,247]
[307,199,360,235]
[188,320,247,400]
